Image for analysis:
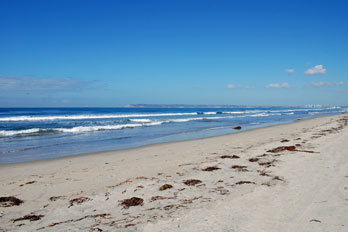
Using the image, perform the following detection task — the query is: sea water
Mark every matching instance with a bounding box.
[0,106,346,164]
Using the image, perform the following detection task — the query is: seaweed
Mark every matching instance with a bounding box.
[159,184,173,191]
[267,146,296,153]
[248,157,259,162]
[19,181,37,187]
[220,155,240,159]
[150,196,175,201]
[183,179,202,186]
[235,181,255,185]
[12,214,44,222]
[233,126,242,130]
[68,197,92,208]
[202,166,220,171]
[231,165,248,172]
[0,196,23,207]
[121,197,144,208]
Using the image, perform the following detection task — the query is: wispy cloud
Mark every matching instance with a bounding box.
[0,76,94,92]
[304,65,327,75]
[266,83,290,88]
[334,89,348,93]
[311,81,344,87]
[227,84,255,89]
[284,69,295,74]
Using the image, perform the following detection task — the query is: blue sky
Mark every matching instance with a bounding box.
[1,0,348,107]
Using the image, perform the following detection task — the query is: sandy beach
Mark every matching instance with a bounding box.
[1,113,348,231]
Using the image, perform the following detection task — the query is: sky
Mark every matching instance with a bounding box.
[0,0,348,107]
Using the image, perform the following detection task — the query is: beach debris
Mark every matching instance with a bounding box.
[235,181,256,185]
[258,160,276,168]
[231,165,248,172]
[109,178,132,188]
[121,197,144,208]
[268,146,318,154]
[125,224,136,228]
[262,182,272,187]
[233,126,242,130]
[164,204,175,210]
[150,196,175,201]
[180,196,201,204]
[272,176,284,181]
[38,214,111,230]
[213,186,229,195]
[0,196,24,207]
[159,184,173,191]
[257,153,269,158]
[91,227,103,231]
[202,166,221,171]
[248,157,259,162]
[49,196,65,201]
[12,214,44,223]
[258,170,271,176]
[310,219,321,223]
[220,155,240,159]
[183,179,202,186]
[19,181,37,187]
[68,197,92,207]
[280,139,290,143]
[267,146,296,153]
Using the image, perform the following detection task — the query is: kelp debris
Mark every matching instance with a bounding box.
[0,196,23,207]
[183,179,202,186]
[159,184,173,191]
[19,181,37,187]
[68,197,92,207]
[231,165,248,172]
[272,176,284,181]
[248,157,259,162]
[258,160,276,167]
[233,126,242,130]
[49,196,65,201]
[267,146,296,153]
[220,155,240,159]
[121,197,144,208]
[268,146,317,153]
[12,214,44,223]
[151,196,175,201]
[202,166,221,171]
[235,181,256,185]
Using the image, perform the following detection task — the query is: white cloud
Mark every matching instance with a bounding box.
[227,84,237,89]
[266,83,290,88]
[284,69,295,74]
[0,76,93,92]
[311,81,344,87]
[304,65,327,75]
[227,84,255,89]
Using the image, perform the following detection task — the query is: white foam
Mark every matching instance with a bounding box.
[0,128,41,137]
[128,119,152,123]
[0,113,198,122]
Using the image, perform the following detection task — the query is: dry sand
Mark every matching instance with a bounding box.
[1,113,348,231]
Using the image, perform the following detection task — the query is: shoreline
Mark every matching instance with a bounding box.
[0,113,339,167]
[1,113,348,231]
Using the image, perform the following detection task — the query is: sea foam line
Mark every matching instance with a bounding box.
[0,112,298,137]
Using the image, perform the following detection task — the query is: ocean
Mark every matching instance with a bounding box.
[0,106,346,164]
